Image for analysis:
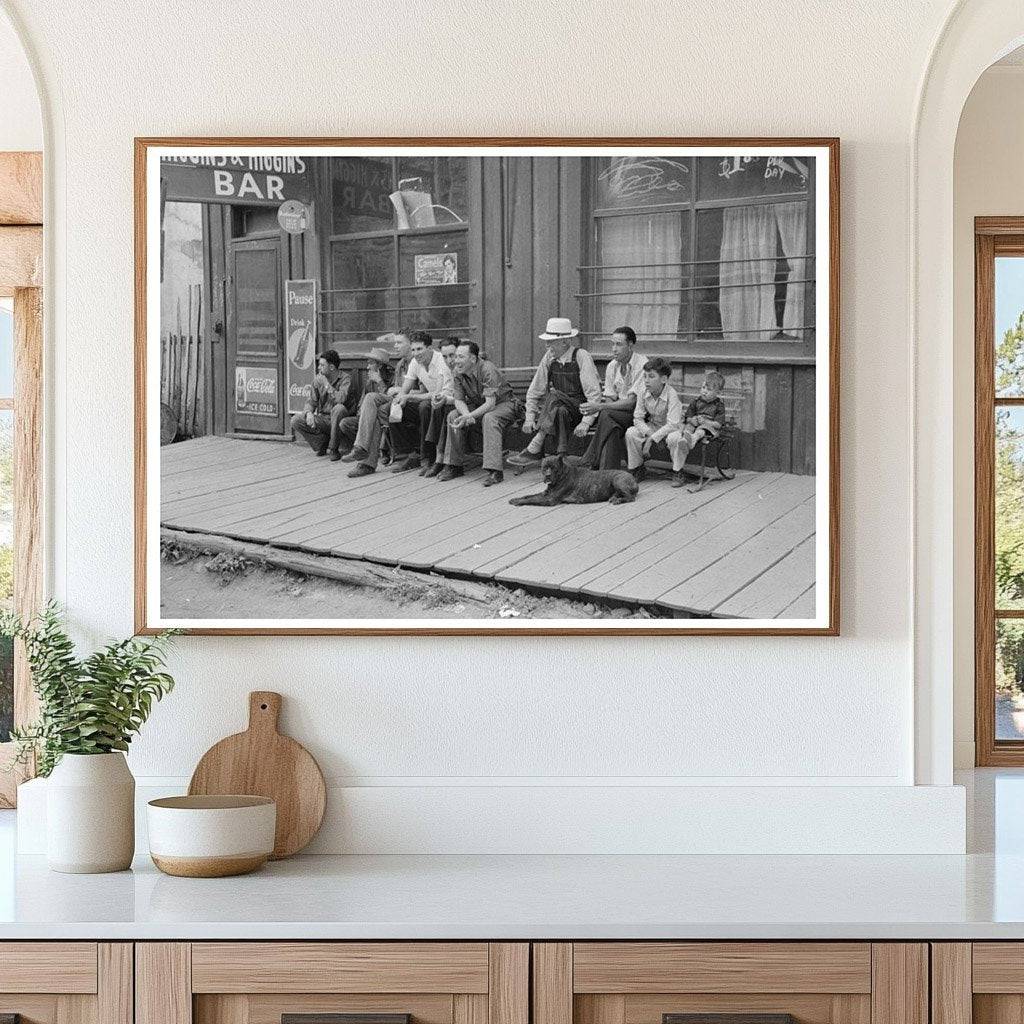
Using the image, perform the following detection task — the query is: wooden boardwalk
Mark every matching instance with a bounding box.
[160,436,817,619]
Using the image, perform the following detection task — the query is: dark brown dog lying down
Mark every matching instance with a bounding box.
[509,455,639,506]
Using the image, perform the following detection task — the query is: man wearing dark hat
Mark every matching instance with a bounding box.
[510,316,602,465]
[328,341,396,461]
[340,330,417,476]
[290,349,352,456]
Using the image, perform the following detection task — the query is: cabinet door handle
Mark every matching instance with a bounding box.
[283,1016,411,1024]
[664,1016,797,1024]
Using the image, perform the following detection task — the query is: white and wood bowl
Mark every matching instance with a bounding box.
[147,795,276,877]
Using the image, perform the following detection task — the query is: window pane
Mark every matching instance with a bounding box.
[697,154,812,201]
[594,156,692,209]
[997,619,1024,740]
[398,232,470,333]
[0,301,13,398]
[396,157,467,226]
[997,406,1024,609]
[695,208,724,340]
[329,236,396,338]
[996,256,1024,397]
[696,203,808,343]
[331,157,395,235]
[0,410,12,743]
[595,211,689,341]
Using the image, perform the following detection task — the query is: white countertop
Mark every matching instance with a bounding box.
[1,769,1021,941]
[1,849,1023,940]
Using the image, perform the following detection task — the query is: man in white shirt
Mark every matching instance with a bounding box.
[578,325,647,470]
[390,330,454,472]
[625,357,688,486]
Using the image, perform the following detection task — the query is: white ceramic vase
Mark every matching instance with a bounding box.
[46,752,135,873]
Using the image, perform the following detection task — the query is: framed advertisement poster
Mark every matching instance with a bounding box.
[136,137,839,635]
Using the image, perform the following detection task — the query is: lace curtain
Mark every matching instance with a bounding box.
[718,201,808,341]
[598,212,683,338]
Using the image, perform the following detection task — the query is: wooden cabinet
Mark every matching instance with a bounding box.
[931,943,1024,1024]
[136,943,528,1024]
[533,944,928,1024]
[0,943,132,1024]
[0,938,937,1024]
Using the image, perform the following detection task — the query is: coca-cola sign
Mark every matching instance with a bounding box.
[234,365,279,417]
[285,280,317,415]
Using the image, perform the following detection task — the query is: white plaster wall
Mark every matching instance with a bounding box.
[0,0,980,850]
[952,66,1024,768]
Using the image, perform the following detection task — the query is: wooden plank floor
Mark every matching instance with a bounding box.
[160,436,817,619]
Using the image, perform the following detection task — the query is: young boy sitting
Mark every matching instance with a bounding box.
[683,370,726,449]
[624,357,686,486]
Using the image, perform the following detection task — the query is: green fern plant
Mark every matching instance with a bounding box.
[0,602,178,777]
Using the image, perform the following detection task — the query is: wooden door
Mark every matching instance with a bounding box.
[0,942,132,1024]
[137,942,528,1024]
[228,235,286,435]
[534,943,927,1024]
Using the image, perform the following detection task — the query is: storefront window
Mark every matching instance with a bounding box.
[330,236,395,338]
[331,157,395,235]
[398,232,470,332]
[697,155,810,201]
[587,156,814,348]
[396,157,467,226]
[326,157,473,348]
[595,211,691,340]
[594,156,692,210]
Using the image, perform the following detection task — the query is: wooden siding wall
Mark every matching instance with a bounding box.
[676,362,815,476]
[478,157,583,370]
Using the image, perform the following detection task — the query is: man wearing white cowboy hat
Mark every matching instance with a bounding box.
[510,316,602,465]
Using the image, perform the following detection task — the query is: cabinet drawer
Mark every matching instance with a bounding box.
[0,942,98,993]
[973,943,1024,992]
[572,944,872,994]
[0,943,130,1024]
[191,943,490,993]
[534,944,925,1024]
[139,942,528,1024]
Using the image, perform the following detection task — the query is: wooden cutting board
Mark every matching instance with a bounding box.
[188,691,326,859]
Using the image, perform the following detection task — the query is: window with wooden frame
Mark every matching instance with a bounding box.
[0,151,43,806]
[976,218,1024,765]
[580,155,816,362]
[320,155,476,357]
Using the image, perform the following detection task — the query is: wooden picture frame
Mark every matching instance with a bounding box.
[135,137,840,636]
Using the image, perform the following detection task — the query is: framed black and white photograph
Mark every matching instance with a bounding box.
[135,138,839,635]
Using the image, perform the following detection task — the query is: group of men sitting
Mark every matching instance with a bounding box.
[288,316,727,489]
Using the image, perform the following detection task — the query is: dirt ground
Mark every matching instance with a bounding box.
[160,538,662,621]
